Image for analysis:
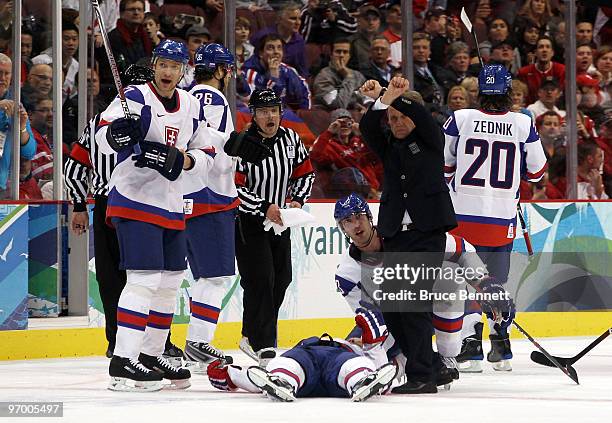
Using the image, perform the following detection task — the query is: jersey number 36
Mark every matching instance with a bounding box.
[460,138,516,189]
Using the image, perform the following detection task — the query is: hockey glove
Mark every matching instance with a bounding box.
[355,307,388,345]
[224,130,272,164]
[132,140,184,181]
[477,277,516,332]
[106,116,142,152]
[207,360,238,392]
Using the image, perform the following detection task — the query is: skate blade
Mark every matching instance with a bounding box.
[247,367,295,402]
[163,379,191,390]
[490,360,512,371]
[443,383,452,390]
[239,338,258,362]
[183,359,210,375]
[352,364,397,402]
[457,360,483,373]
[108,377,163,392]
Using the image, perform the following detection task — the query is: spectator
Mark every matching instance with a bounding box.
[423,8,447,67]
[179,25,212,89]
[576,43,596,76]
[412,32,453,107]
[19,157,43,200]
[578,74,606,123]
[202,0,224,40]
[382,4,402,45]
[21,64,52,111]
[576,110,598,143]
[242,34,311,110]
[510,78,534,118]
[535,110,563,156]
[26,97,54,184]
[235,17,255,71]
[595,45,612,88]
[551,20,566,64]
[0,53,36,199]
[21,28,34,80]
[575,143,607,199]
[31,22,79,102]
[514,0,552,37]
[594,117,612,195]
[527,76,565,119]
[460,76,480,108]
[446,41,473,84]
[359,36,399,88]
[105,0,151,76]
[299,0,357,45]
[576,20,594,46]
[348,5,381,70]
[143,12,163,48]
[488,17,511,45]
[516,19,541,68]
[237,0,272,12]
[310,108,381,197]
[251,3,307,77]
[517,36,565,104]
[313,38,366,110]
[446,86,470,112]
[467,0,492,48]
[490,40,519,75]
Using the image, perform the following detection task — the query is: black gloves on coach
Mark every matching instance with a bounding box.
[224,130,272,164]
[132,141,185,181]
[106,116,143,152]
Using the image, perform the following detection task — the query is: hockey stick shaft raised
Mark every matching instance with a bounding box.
[460,7,484,68]
[516,204,533,256]
[531,327,611,367]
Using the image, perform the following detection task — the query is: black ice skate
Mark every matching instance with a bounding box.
[457,322,484,373]
[351,363,397,402]
[162,340,184,368]
[139,353,191,389]
[108,356,163,392]
[436,356,460,390]
[487,333,513,371]
[247,366,296,402]
[391,379,438,394]
[183,341,233,374]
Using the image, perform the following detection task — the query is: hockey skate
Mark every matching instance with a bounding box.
[351,363,397,402]
[162,340,184,368]
[183,341,233,374]
[436,356,460,390]
[239,337,258,361]
[108,356,163,392]
[139,353,192,389]
[256,347,277,367]
[488,333,513,371]
[247,366,296,402]
[456,322,484,373]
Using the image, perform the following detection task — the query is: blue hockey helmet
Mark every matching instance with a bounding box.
[478,64,512,95]
[334,193,373,224]
[194,43,235,70]
[152,39,190,64]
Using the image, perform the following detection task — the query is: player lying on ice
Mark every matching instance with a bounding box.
[331,193,516,392]
[206,310,397,402]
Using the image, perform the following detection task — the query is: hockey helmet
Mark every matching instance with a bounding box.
[152,39,190,64]
[478,64,512,95]
[194,43,235,71]
[248,88,282,113]
[334,193,373,225]
[122,64,154,85]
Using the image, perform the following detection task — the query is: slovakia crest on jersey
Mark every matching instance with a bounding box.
[165,126,180,146]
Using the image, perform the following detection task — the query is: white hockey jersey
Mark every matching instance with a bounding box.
[97,82,223,230]
[185,83,238,218]
[443,109,547,246]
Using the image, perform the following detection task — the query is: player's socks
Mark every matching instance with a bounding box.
[247,366,296,402]
[108,356,163,392]
[350,363,397,402]
[457,322,484,373]
[139,353,191,389]
[184,341,233,374]
[487,332,513,371]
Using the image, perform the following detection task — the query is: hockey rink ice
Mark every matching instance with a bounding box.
[1,336,610,423]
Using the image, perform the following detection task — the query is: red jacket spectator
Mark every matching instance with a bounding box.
[518,37,565,104]
[30,129,54,182]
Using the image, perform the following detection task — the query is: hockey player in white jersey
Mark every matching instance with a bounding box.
[97,39,229,392]
[182,43,246,370]
[333,193,515,389]
[443,64,546,372]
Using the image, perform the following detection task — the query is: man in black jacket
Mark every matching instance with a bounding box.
[358,76,457,394]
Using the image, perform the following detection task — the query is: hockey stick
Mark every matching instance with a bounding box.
[460,7,484,68]
[516,204,533,256]
[91,0,141,155]
[513,320,579,384]
[531,327,611,368]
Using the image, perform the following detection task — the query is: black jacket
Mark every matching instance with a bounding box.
[413,63,455,106]
[359,61,400,88]
[359,97,457,238]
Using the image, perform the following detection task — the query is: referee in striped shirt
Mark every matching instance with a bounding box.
[235,89,314,364]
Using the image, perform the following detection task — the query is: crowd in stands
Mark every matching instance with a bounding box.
[0,0,611,201]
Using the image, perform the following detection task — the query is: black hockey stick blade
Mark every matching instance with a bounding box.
[513,321,579,384]
[530,327,611,368]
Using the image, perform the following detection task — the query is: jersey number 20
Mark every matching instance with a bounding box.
[460,138,516,189]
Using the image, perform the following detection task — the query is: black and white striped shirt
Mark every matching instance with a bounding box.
[64,114,116,211]
[235,127,315,216]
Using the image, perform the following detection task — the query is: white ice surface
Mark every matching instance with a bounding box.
[0,337,611,423]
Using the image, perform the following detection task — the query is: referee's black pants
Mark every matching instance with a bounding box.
[93,195,127,351]
[382,228,446,383]
[235,213,292,352]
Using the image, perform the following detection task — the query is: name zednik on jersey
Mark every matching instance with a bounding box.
[443,109,547,246]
